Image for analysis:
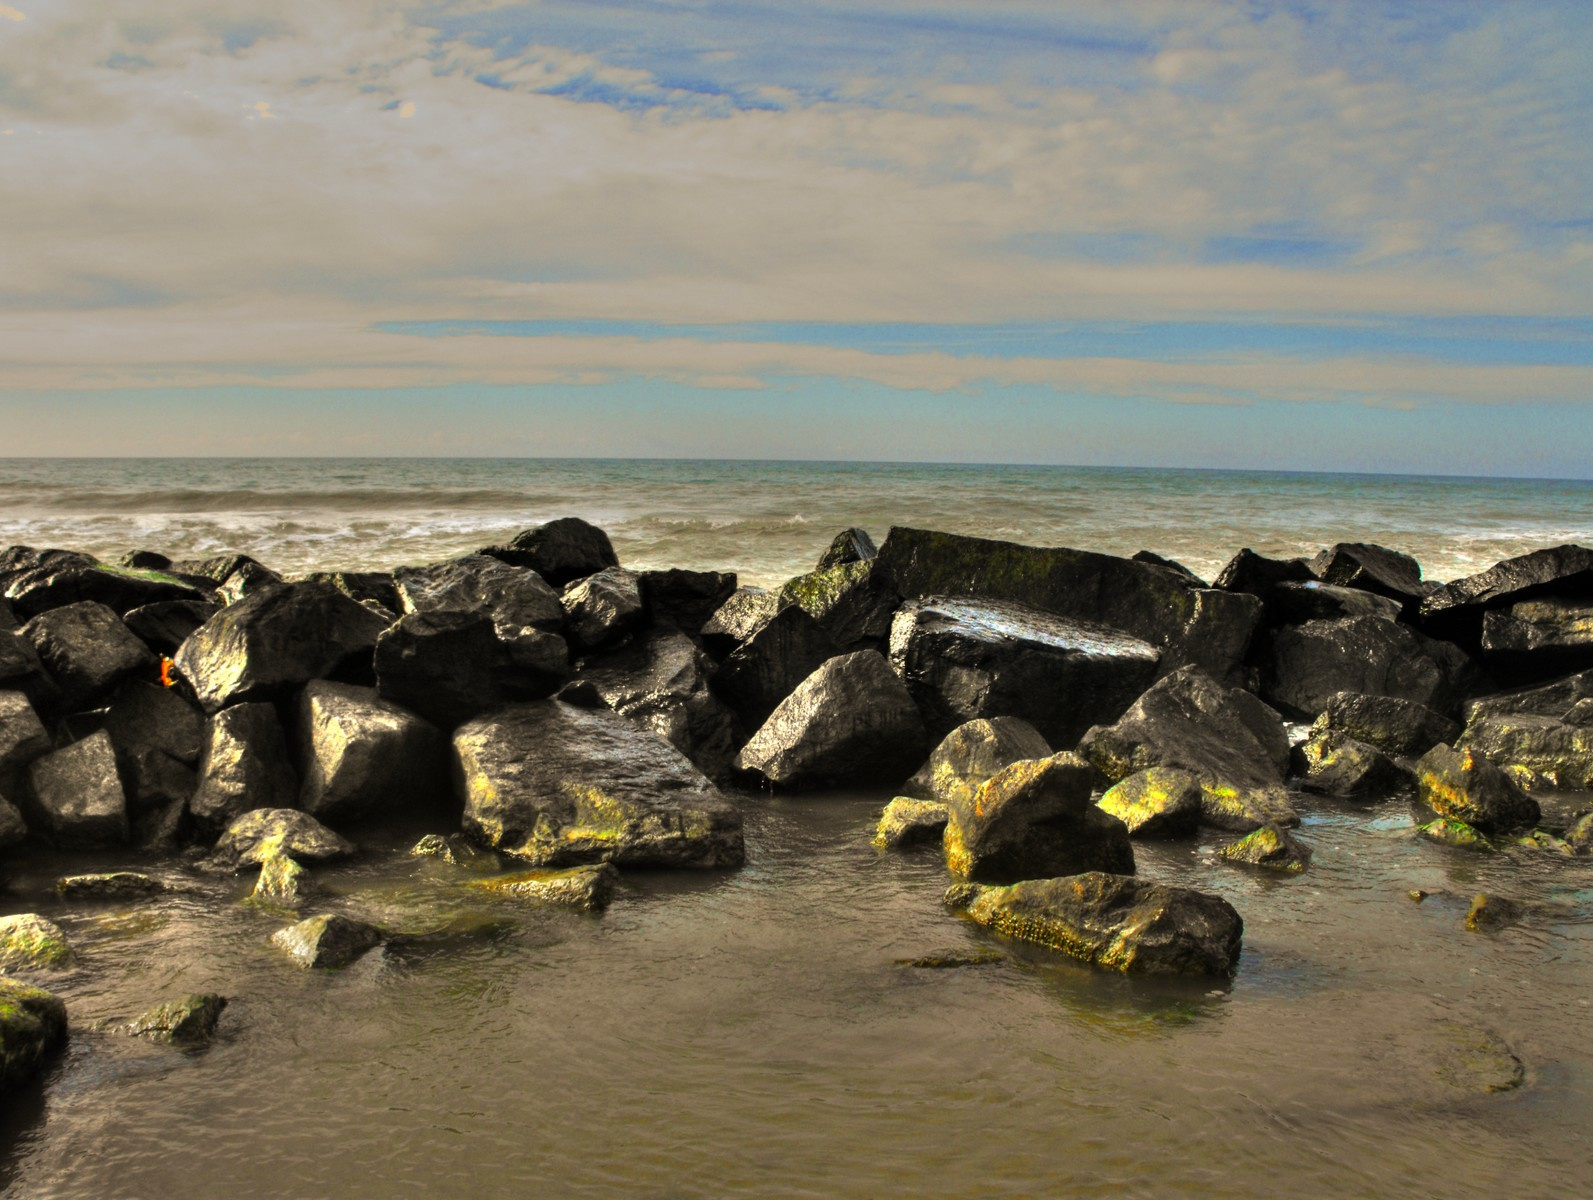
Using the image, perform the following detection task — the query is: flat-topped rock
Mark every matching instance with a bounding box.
[207,808,357,871]
[1312,692,1460,758]
[395,554,564,632]
[469,863,620,911]
[1421,544,1593,646]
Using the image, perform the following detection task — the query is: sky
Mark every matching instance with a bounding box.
[1,0,1590,474]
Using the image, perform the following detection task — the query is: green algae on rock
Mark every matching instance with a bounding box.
[872,797,950,851]
[271,913,382,969]
[1097,767,1203,839]
[468,862,620,912]
[0,912,76,970]
[1417,817,1494,852]
[0,976,69,1089]
[127,993,227,1045]
[1218,822,1313,873]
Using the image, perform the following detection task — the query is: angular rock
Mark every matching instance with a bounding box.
[1313,692,1460,758]
[23,601,159,711]
[173,580,389,713]
[457,702,744,868]
[1079,666,1296,831]
[469,863,620,911]
[1456,711,1593,793]
[873,797,950,850]
[944,753,1134,884]
[1466,893,1525,932]
[1464,669,1593,724]
[0,688,50,775]
[6,559,208,619]
[123,599,220,657]
[714,605,842,726]
[1310,542,1432,612]
[700,587,781,658]
[561,567,644,651]
[374,609,567,729]
[56,871,166,899]
[903,716,1053,809]
[0,913,75,970]
[251,852,311,906]
[1294,729,1410,796]
[1097,767,1203,839]
[0,619,47,689]
[190,702,297,835]
[816,527,878,571]
[0,795,25,848]
[1421,545,1593,647]
[395,554,563,632]
[777,559,897,651]
[28,730,128,847]
[946,872,1243,977]
[103,681,204,764]
[0,977,69,1090]
[271,914,382,969]
[410,832,503,872]
[1261,615,1471,719]
[1564,811,1593,853]
[208,808,356,871]
[1269,581,1404,625]
[304,570,402,615]
[639,569,737,636]
[1480,597,1593,681]
[1416,744,1539,834]
[1219,823,1312,873]
[296,681,447,825]
[0,547,98,596]
[214,560,285,606]
[126,993,227,1044]
[1213,548,1317,599]
[481,517,619,587]
[172,553,271,586]
[889,596,1161,746]
[734,651,926,790]
[1130,550,1205,585]
[1418,817,1493,851]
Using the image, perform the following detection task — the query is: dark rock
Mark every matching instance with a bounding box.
[1415,744,1539,834]
[1465,893,1525,932]
[714,605,841,726]
[700,587,781,658]
[1294,729,1410,796]
[1261,616,1472,719]
[1564,812,1593,853]
[874,526,1260,685]
[1480,597,1593,681]
[173,580,389,713]
[28,731,128,847]
[24,601,159,711]
[944,752,1133,884]
[1130,551,1205,585]
[734,651,926,790]
[1456,711,1593,793]
[1565,698,1593,726]
[374,608,567,729]
[0,688,51,775]
[1418,817,1493,851]
[639,569,737,636]
[561,567,644,651]
[1464,669,1593,724]
[214,561,285,606]
[172,553,271,586]
[1421,545,1593,646]
[1269,581,1404,625]
[0,547,97,593]
[0,618,48,689]
[251,852,311,906]
[411,832,503,872]
[304,570,402,614]
[481,517,619,586]
[873,797,950,850]
[1218,822,1312,872]
[815,527,878,571]
[271,914,382,969]
[1097,767,1203,839]
[0,977,69,1090]
[6,560,208,619]
[895,949,1004,969]
[946,872,1243,977]
[126,993,227,1044]
[777,559,897,650]
[296,681,447,825]
[1079,666,1296,831]
[456,701,744,868]
[190,702,297,835]
[395,554,564,632]
[56,871,167,899]
[469,863,620,911]
[1312,692,1460,757]
[120,550,172,571]
[0,796,25,848]
[903,716,1052,808]
[1311,542,1433,611]
[0,913,75,970]
[103,681,204,764]
[207,808,356,871]
[1213,548,1317,605]
[889,595,1161,746]
[123,599,220,656]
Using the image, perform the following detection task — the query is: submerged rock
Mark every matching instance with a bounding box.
[946,872,1243,977]
[1417,817,1493,851]
[1465,893,1526,932]
[126,994,228,1045]
[1416,745,1539,835]
[469,863,620,911]
[1097,767,1203,839]
[271,914,382,969]
[208,808,357,871]
[28,730,129,847]
[0,977,69,1089]
[873,797,950,851]
[903,716,1052,809]
[1218,823,1312,873]
[0,912,75,970]
[56,871,167,899]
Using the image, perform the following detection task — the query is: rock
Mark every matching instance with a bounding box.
[123,599,220,656]
[1213,548,1317,602]
[1261,616,1472,719]
[777,559,897,651]
[560,567,644,650]
[895,948,1005,969]
[23,601,159,711]
[639,569,737,636]
[1312,692,1460,757]
[296,681,447,825]
[480,517,620,587]
[1218,823,1312,872]
[251,852,311,906]
[1130,550,1205,585]
[1310,542,1432,612]
[207,808,356,871]
[1294,729,1410,797]
[1567,812,1593,853]
[0,977,69,1090]
[700,587,781,658]
[0,619,48,691]
[946,873,1243,977]
[56,871,166,899]
[6,559,208,619]
[734,651,927,790]
[1269,581,1404,625]
[1415,744,1539,834]
[214,560,285,605]
[28,730,128,847]
[889,595,1161,746]
[875,526,1261,685]
[468,863,620,911]
[173,580,389,713]
[816,527,878,571]
[189,702,297,835]
[395,554,564,631]
[103,681,204,764]
[1421,544,1593,647]
[374,608,567,729]
[1514,829,1577,855]
[903,716,1053,808]
[271,914,382,969]
[873,797,950,850]
[0,688,51,775]
[1079,666,1296,831]
[0,913,75,969]
[1457,711,1593,793]
[0,795,25,848]
[126,993,227,1044]
[1097,767,1203,839]
[410,833,503,872]
[1465,893,1525,932]
[172,552,272,587]
[1464,669,1593,723]
[714,605,842,726]
[1480,597,1593,681]
[1418,817,1493,851]
[303,570,402,614]
[456,702,744,868]
[944,753,1134,884]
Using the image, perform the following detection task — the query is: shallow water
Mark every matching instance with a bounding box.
[4,790,1591,1198]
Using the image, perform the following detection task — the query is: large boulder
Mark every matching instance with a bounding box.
[889,596,1161,746]
[304,570,402,614]
[296,681,448,825]
[0,977,69,1090]
[713,605,842,727]
[0,795,26,848]
[1457,711,1593,793]
[395,554,564,632]
[1079,666,1295,831]
[480,517,619,586]
[874,526,1261,685]
[0,688,51,776]
[639,569,737,637]
[1420,544,1593,647]
[1479,597,1593,682]
[207,808,356,870]
[123,599,219,657]
[1311,692,1460,758]
[374,609,567,729]
[5,558,207,619]
[102,682,204,824]
[173,580,389,713]
[1293,729,1410,797]
[776,559,897,650]
[700,587,781,659]
[23,601,159,711]
[946,872,1243,977]
[189,702,297,835]
[1415,744,1540,834]
[1268,581,1404,626]
[560,567,644,651]
[1310,542,1433,614]
[1464,669,1593,724]
[456,702,744,868]
[1212,548,1318,620]
[1260,616,1472,719]
[27,730,128,847]
[733,652,927,790]
[903,716,1052,808]
[1096,767,1203,839]
[943,752,1133,884]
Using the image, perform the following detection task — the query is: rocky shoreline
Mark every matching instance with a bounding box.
[3,520,1591,1090]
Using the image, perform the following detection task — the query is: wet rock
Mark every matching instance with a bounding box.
[374,608,567,729]
[395,554,564,632]
[172,553,270,588]
[1464,668,1593,723]
[207,808,356,871]
[1130,550,1205,585]
[1218,822,1312,873]
[123,599,219,657]
[895,948,1004,969]
[1416,744,1539,834]
[469,862,620,911]
[457,701,744,868]
[816,527,878,571]
[23,601,159,712]
[944,753,1134,885]
[1079,666,1296,832]
[714,605,842,726]
[0,618,48,691]
[1566,812,1593,853]
[890,596,1160,747]
[0,913,75,969]
[173,580,389,713]
[0,688,51,775]
[0,796,25,848]
[1294,729,1410,796]
[304,570,402,615]
[411,833,503,872]
[1097,767,1203,839]
[103,681,204,764]
[1514,829,1577,855]
[873,797,950,850]
[480,517,620,587]
[214,560,285,606]
[190,702,297,835]
[1421,544,1593,647]
[1457,711,1593,793]
[1269,581,1404,625]
[1465,893,1525,932]
[6,559,208,619]
[1310,542,1432,613]
[560,567,644,651]
[251,852,311,906]
[1262,616,1472,720]
[28,730,128,847]
[126,993,227,1044]
[1312,692,1460,758]
[271,914,382,969]
[639,569,737,636]
[700,587,781,658]
[1480,597,1593,681]
[1212,547,1317,602]
[903,716,1052,808]
[0,977,69,1090]
[875,526,1261,685]
[777,559,897,650]
[296,681,447,825]
[946,872,1243,977]
[56,871,166,899]
[1417,817,1493,851]
[734,651,927,790]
